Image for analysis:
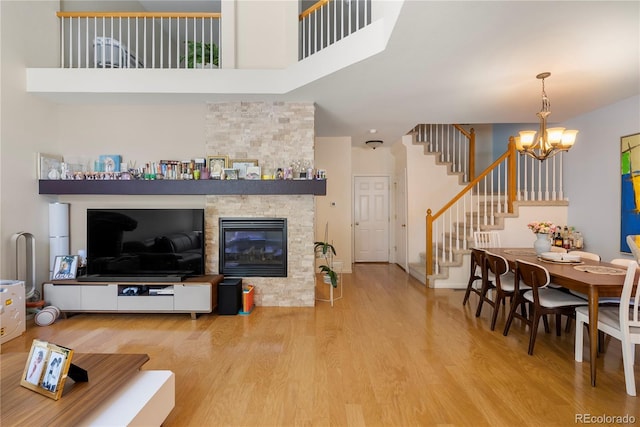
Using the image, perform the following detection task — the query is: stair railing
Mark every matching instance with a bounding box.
[426,138,517,277]
[299,0,372,60]
[425,136,567,277]
[412,124,476,182]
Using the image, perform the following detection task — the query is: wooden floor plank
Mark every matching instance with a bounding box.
[1,264,638,425]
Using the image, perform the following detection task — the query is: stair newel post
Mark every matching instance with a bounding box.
[468,128,476,181]
[507,136,517,213]
[426,209,433,277]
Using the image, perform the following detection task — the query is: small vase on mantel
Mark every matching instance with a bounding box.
[533,233,552,255]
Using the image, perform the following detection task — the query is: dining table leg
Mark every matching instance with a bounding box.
[588,287,599,387]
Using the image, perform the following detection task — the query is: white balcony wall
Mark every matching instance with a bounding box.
[236,0,298,69]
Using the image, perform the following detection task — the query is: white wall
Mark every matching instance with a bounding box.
[403,135,464,264]
[315,137,353,272]
[235,0,298,69]
[564,95,640,262]
[1,1,60,287]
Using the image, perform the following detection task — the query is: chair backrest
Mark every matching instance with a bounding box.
[473,231,500,248]
[626,235,640,263]
[569,250,600,262]
[515,259,550,289]
[484,251,510,277]
[619,260,640,331]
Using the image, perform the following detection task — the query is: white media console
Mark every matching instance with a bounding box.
[43,275,223,319]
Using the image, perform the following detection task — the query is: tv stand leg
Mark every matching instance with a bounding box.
[190,312,197,320]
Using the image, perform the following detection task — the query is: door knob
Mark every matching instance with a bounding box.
[402,224,406,227]
[355,222,359,225]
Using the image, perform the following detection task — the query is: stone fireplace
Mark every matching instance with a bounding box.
[204,102,316,307]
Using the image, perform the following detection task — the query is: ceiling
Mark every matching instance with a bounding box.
[62,1,640,148]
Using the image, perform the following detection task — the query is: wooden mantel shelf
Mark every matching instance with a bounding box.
[38,179,327,196]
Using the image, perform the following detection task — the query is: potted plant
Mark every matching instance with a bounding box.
[182,41,218,68]
[314,240,338,288]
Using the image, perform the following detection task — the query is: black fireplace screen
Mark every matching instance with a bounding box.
[219,218,287,277]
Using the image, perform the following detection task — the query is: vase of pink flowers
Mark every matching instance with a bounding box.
[527,221,557,255]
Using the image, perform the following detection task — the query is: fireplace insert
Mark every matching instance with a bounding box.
[219,218,287,277]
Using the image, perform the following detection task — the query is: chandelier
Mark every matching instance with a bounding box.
[515,72,578,161]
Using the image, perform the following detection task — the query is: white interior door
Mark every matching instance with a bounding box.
[395,169,407,270]
[354,176,389,262]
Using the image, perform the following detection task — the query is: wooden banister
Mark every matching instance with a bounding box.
[299,0,332,20]
[57,12,221,19]
[430,149,513,221]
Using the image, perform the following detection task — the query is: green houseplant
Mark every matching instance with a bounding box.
[182,41,218,68]
[314,240,338,288]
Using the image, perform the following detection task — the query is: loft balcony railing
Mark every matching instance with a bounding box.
[56,12,221,69]
[299,0,371,60]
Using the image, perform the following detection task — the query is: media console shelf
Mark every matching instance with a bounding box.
[43,275,223,319]
[38,179,327,195]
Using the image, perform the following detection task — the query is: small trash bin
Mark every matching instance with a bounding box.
[218,278,242,315]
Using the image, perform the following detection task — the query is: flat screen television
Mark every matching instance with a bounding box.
[82,208,205,282]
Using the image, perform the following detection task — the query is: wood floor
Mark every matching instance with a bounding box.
[2,264,638,426]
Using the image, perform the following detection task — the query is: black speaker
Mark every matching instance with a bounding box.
[218,278,242,315]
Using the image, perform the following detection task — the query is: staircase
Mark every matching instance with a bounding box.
[406,124,568,288]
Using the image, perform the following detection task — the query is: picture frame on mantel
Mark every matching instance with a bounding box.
[37,153,64,180]
[207,155,228,179]
[231,159,258,179]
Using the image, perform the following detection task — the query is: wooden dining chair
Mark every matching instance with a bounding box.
[463,248,494,317]
[504,259,588,355]
[484,251,528,331]
[574,260,640,396]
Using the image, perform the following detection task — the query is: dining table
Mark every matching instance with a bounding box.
[489,247,634,387]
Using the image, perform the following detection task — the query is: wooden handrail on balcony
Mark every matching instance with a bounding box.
[426,138,517,277]
[299,0,332,20]
[56,12,221,19]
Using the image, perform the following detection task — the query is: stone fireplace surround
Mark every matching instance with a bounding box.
[204,102,316,307]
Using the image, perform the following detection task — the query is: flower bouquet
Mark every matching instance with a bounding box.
[527,221,557,234]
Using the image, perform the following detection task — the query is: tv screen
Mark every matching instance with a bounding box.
[85,208,205,281]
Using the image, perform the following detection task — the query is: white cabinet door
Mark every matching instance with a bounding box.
[174,284,211,312]
[82,284,117,310]
[44,283,82,310]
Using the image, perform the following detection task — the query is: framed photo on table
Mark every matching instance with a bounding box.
[207,156,228,178]
[52,255,79,280]
[231,159,258,179]
[21,339,74,400]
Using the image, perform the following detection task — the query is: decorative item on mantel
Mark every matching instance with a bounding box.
[527,221,557,255]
